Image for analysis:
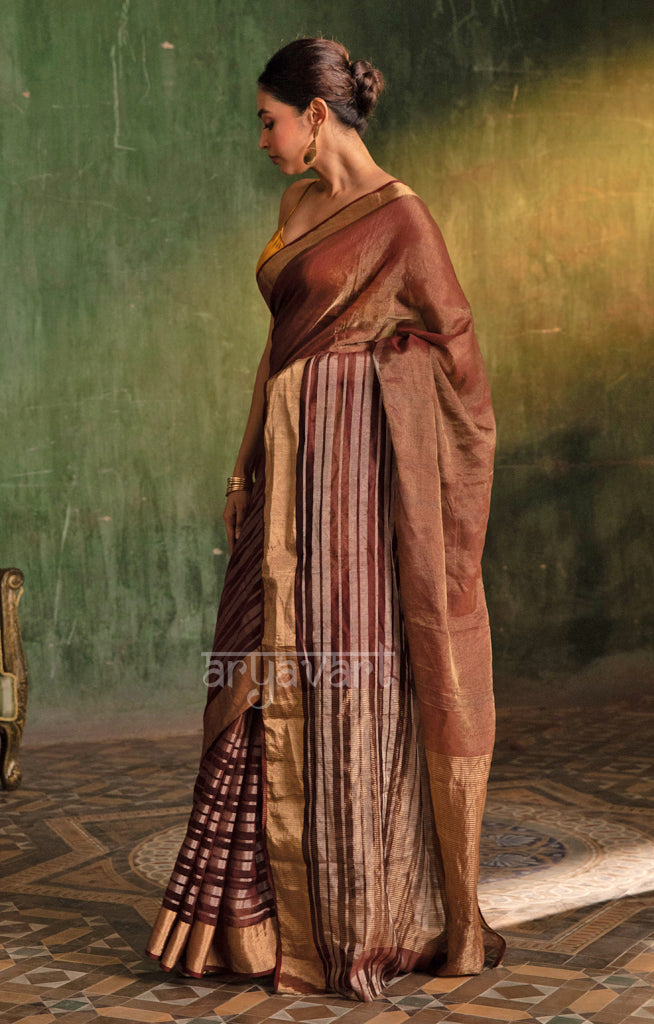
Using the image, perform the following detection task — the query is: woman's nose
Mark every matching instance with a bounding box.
[259,129,268,150]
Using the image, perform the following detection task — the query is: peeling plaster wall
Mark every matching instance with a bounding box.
[1,0,652,736]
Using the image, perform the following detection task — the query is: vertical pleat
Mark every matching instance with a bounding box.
[292,351,444,1000]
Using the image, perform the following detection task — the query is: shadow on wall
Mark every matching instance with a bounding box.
[485,427,654,683]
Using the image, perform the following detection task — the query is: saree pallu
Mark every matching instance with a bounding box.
[147,181,504,1000]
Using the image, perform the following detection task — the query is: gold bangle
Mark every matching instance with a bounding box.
[226,475,252,497]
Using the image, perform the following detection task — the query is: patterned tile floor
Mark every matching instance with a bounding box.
[1,698,653,1023]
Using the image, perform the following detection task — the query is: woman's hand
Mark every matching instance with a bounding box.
[223,489,252,555]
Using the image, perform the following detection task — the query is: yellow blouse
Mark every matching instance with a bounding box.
[256,180,317,275]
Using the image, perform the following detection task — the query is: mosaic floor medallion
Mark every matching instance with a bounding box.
[130,823,187,888]
[129,795,654,934]
[3,701,653,1024]
[480,799,654,926]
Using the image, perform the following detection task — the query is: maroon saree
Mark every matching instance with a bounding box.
[146,181,503,1001]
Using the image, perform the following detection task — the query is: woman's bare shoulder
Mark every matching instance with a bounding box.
[277,178,317,226]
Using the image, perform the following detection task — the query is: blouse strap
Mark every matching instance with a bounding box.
[280,179,317,233]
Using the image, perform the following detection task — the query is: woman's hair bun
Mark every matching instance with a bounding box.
[350,60,385,119]
[258,38,385,136]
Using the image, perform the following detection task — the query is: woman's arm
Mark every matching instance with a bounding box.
[223,183,304,552]
[223,318,273,554]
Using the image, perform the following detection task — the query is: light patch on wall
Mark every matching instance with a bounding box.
[381,47,654,459]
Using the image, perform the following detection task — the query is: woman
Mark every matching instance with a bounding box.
[146,37,503,1002]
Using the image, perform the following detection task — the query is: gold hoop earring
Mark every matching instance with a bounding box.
[303,125,319,166]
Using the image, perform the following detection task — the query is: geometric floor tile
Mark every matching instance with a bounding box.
[12,966,87,988]
[538,1017,588,1024]
[270,1001,353,1021]
[483,979,559,1003]
[43,995,95,1012]
[1,698,652,1024]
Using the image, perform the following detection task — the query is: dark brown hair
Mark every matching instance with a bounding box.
[258,38,384,137]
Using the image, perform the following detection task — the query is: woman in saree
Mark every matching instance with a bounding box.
[146,37,504,1002]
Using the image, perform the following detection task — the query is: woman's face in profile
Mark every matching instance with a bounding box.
[257,88,311,174]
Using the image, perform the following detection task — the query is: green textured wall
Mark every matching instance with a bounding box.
[1,1,652,736]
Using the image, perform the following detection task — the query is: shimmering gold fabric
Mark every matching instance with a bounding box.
[147,907,278,978]
[261,351,446,997]
[257,182,496,754]
[256,180,502,977]
[146,181,503,996]
[259,359,323,993]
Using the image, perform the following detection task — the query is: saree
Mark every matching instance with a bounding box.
[146,180,503,1001]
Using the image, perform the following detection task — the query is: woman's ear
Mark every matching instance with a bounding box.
[308,97,329,128]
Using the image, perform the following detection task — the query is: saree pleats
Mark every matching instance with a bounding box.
[147,709,277,977]
[201,469,266,758]
[262,352,444,1000]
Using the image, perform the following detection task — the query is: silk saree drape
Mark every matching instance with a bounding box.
[146,181,503,1001]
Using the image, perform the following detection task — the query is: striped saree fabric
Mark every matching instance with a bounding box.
[148,351,444,999]
[277,352,445,998]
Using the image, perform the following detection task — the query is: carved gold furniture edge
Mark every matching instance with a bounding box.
[0,568,28,789]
